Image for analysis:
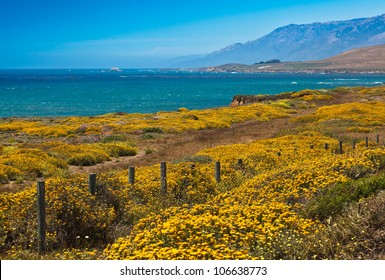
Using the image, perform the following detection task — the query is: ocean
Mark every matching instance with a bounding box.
[1,69,385,117]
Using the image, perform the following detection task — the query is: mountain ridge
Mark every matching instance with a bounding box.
[176,14,385,67]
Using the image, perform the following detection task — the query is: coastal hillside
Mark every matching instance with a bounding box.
[323,44,385,69]
[2,85,385,260]
[206,44,385,73]
[178,14,385,67]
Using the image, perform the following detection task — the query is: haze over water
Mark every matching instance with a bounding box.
[1,69,385,118]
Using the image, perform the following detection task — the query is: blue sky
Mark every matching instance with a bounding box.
[1,0,385,68]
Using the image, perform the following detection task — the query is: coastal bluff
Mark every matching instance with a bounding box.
[230,93,292,106]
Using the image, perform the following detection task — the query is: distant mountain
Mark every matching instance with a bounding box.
[177,14,385,67]
[163,54,205,68]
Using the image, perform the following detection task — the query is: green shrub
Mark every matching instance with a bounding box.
[304,173,385,221]
[48,144,110,166]
[102,143,137,157]
[144,148,153,155]
[142,127,164,134]
[68,153,97,166]
[0,164,22,183]
[179,155,213,164]
[141,134,157,140]
[101,134,127,143]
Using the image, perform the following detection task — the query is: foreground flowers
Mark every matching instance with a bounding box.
[103,133,385,259]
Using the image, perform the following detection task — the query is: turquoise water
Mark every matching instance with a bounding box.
[1,69,385,117]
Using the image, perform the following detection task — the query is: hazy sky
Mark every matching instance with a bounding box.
[1,0,385,68]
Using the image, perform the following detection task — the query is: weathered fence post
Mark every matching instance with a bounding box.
[339,140,343,154]
[37,180,46,256]
[377,134,380,144]
[366,136,369,148]
[352,139,356,150]
[128,167,135,185]
[215,161,221,183]
[190,164,196,176]
[190,164,197,187]
[89,173,96,195]
[237,159,243,169]
[324,143,329,150]
[160,162,167,195]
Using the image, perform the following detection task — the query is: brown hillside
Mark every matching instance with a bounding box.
[322,44,385,70]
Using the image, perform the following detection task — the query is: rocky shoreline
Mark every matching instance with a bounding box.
[203,65,385,74]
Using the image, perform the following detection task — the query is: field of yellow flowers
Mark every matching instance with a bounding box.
[1,86,385,259]
[0,100,290,183]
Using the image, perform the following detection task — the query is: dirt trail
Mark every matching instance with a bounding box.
[69,89,379,174]
[69,109,310,174]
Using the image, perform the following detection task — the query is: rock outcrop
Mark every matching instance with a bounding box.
[230,93,292,106]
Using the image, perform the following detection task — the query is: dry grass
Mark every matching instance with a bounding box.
[305,190,385,259]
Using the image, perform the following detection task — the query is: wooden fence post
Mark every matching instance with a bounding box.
[324,143,329,150]
[37,180,46,256]
[160,162,167,195]
[215,161,221,183]
[128,167,135,185]
[377,134,380,144]
[352,139,356,150]
[237,159,243,169]
[339,140,343,154]
[190,164,196,176]
[89,173,96,195]
[366,136,369,148]
[190,164,197,188]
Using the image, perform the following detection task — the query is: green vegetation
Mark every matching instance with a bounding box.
[304,174,385,221]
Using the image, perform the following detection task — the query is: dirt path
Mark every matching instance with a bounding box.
[69,109,310,174]
[69,89,382,174]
